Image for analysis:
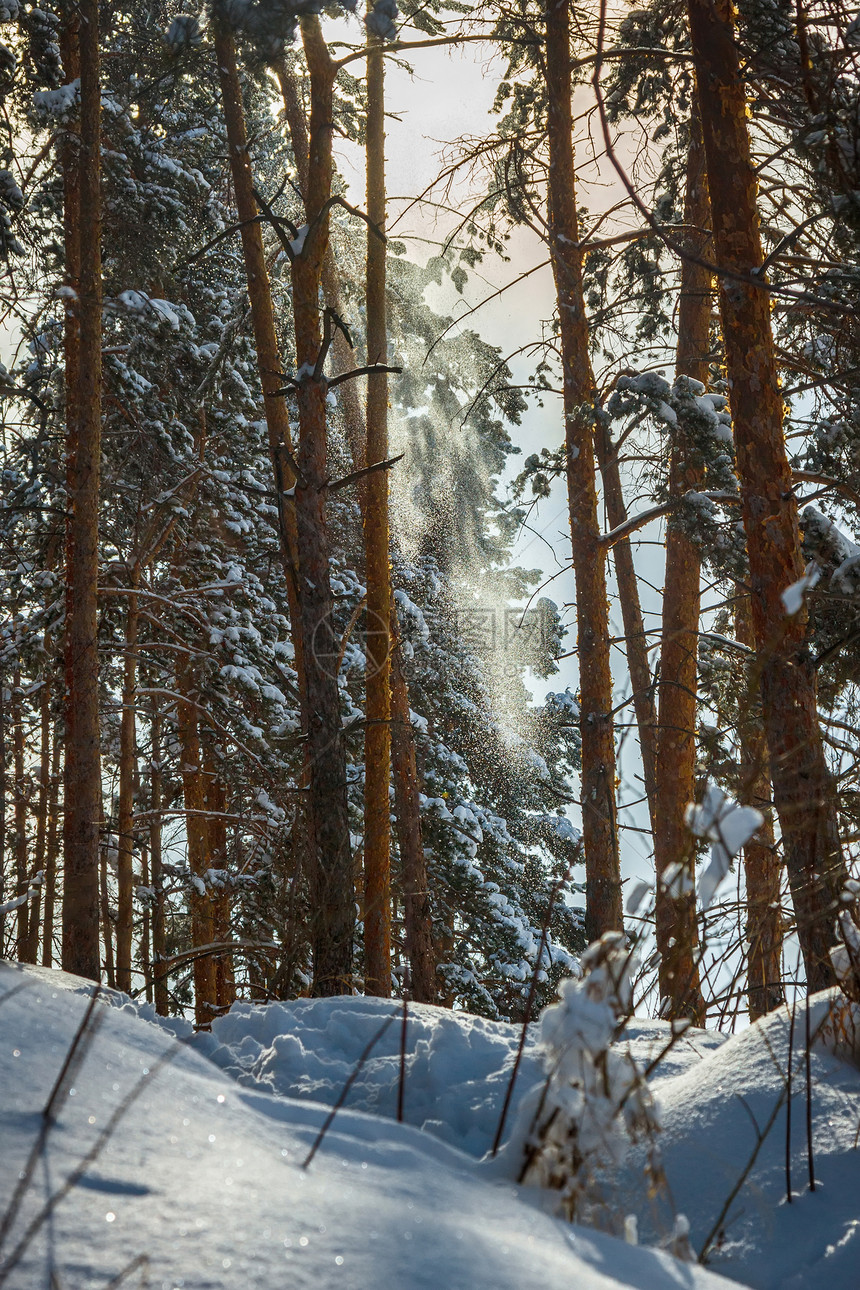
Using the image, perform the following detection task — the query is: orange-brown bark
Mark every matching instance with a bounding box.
[546,0,621,938]
[176,659,216,1027]
[274,55,367,473]
[115,577,139,993]
[41,716,61,967]
[12,665,29,958]
[204,749,235,1011]
[390,604,435,1002]
[149,707,169,1015]
[653,109,711,1023]
[61,0,102,980]
[290,18,355,995]
[216,27,354,994]
[735,595,784,1017]
[594,429,658,835]
[689,0,846,988]
[362,32,392,997]
[213,30,304,651]
[24,654,53,964]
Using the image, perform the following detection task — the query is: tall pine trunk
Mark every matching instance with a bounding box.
[24,650,53,964]
[594,431,658,835]
[176,659,216,1026]
[546,0,622,938]
[149,706,169,1015]
[41,717,62,966]
[735,595,784,1017]
[291,17,355,995]
[215,25,353,994]
[391,605,435,1001]
[362,31,392,996]
[688,0,846,987]
[274,56,367,472]
[62,0,102,980]
[653,108,711,1022]
[12,664,29,958]
[115,577,139,993]
[204,747,235,1011]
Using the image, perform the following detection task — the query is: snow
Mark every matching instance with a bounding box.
[780,562,821,615]
[686,784,764,909]
[0,963,735,1290]
[614,992,860,1289]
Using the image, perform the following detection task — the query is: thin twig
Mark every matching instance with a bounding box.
[397,997,408,1125]
[0,986,103,1253]
[0,1040,181,1288]
[302,1011,398,1169]
[786,997,796,1204]
[490,859,576,1156]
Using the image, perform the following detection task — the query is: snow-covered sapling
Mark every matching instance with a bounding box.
[518,933,667,1231]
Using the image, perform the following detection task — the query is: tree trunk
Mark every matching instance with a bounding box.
[0,670,6,955]
[24,658,53,964]
[594,430,658,836]
[390,605,435,1002]
[62,0,102,980]
[290,17,355,995]
[150,707,169,1015]
[100,839,115,989]
[546,0,622,938]
[274,54,368,475]
[41,717,62,966]
[362,31,392,997]
[653,107,711,1023]
[176,660,216,1027]
[215,27,354,994]
[204,747,235,1011]
[688,0,846,988]
[735,594,784,1017]
[12,665,30,959]
[140,846,152,1005]
[115,578,139,993]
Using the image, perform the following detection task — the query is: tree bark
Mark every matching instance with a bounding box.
[100,839,115,989]
[115,576,139,993]
[41,717,62,966]
[546,0,622,938]
[274,55,368,475]
[688,0,846,988]
[216,28,353,994]
[176,659,216,1027]
[140,846,152,1005]
[594,429,658,836]
[149,707,169,1015]
[362,30,392,997]
[24,655,53,964]
[0,669,6,955]
[735,594,784,1017]
[62,0,102,980]
[204,747,235,1011]
[390,606,435,1002]
[653,107,711,1023]
[290,17,355,995]
[212,30,305,660]
[12,665,30,958]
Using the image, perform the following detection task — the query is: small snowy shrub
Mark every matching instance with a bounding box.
[519,933,666,1230]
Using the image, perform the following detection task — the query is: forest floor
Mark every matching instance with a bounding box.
[1,963,858,1289]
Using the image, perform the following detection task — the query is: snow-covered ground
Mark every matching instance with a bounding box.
[2,961,859,1290]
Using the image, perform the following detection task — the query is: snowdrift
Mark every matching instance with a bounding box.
[0,963,733,1290]
[616,993,860,1290]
